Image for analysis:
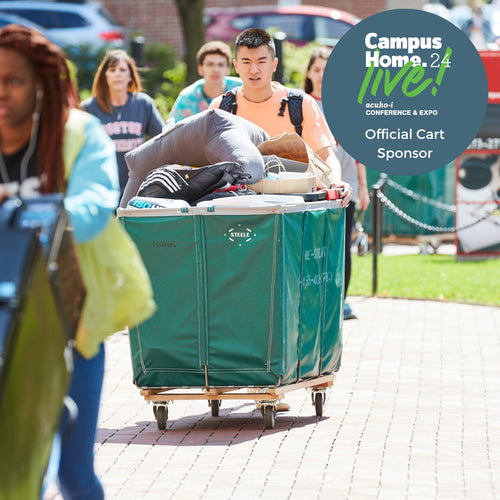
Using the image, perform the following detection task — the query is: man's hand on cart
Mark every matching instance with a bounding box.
[335,181,353,207]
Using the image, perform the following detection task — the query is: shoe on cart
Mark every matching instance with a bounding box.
[255,400,291,412]
[276,401,291,412]
[343,302,357,320]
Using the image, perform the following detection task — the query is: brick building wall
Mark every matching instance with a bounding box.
[312,0,386,20]
[102,0,391,56]
[103,0,183,52]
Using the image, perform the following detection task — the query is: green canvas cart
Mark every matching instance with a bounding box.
[119,195,344,429]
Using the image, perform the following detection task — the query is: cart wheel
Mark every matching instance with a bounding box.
[153,405,157,418]
[263,405,276,429]
[210,399,220,417]
[156,405,168,430]
[314,392,324,417]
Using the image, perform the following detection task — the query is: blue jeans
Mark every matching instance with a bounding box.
[57,343,105,499]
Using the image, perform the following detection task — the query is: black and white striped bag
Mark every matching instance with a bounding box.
[137,162,248,205]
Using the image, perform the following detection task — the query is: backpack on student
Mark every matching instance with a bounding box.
[219,87,304,137]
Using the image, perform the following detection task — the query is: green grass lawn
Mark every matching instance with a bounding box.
[348,253,500,306]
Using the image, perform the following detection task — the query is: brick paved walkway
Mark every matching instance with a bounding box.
[45,296,500,499]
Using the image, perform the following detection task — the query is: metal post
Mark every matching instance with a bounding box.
[273,31,286,84]
[371,185,379,295]
[131,36,145,67]
[371,174,386,295]
[377,178,385,253]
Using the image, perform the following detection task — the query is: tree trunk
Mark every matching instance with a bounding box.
[174,0,205,85]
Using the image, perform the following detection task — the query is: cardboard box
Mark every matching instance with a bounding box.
[252,133,335,191]
[248,170,316,194]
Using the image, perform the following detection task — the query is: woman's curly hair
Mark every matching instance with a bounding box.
[0,24,79,192]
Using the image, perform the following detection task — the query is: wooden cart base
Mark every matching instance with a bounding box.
[140,373,336,430]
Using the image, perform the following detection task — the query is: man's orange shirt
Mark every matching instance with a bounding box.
[210,82,334,153]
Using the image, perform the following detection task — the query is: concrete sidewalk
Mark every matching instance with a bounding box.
[45,296,500,499]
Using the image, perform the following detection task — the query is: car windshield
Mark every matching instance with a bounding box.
[0,9,89,28]
[233,14,312,41]
[314,16,353,42]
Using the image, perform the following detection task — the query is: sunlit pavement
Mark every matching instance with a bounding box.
[45,295,500,499]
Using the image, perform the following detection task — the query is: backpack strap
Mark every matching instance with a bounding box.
[219,87,238,114]
[220,86,304,137]
[282,88,304,137]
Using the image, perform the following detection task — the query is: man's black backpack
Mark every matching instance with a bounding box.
[219,87,304,137]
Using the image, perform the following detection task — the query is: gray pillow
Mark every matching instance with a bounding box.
[121,109,269,207]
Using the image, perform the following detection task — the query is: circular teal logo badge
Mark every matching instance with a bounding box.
[322,9,488,175]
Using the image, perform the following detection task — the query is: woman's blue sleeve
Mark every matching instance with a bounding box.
[64,117,120,243]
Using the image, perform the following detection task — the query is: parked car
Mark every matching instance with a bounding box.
[205,4,360,47]
[0,11,63,45]
[0,1,126,48]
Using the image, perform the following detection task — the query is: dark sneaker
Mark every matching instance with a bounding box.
[344,302,357,320]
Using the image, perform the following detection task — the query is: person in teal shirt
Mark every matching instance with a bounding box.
[169,41,241,122]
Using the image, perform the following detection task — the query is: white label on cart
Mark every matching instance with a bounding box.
[304,247,325,261]
[224,224,257,246]
[302,272,334,288]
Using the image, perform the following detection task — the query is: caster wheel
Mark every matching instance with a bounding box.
[156,405,168,430]
[314,392,324,417]
[263,404,276,429]
[210,399,220,417]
